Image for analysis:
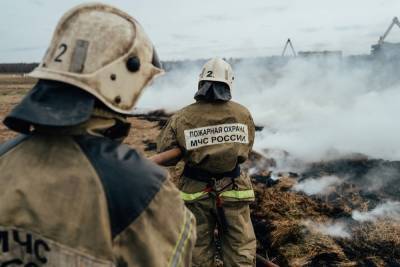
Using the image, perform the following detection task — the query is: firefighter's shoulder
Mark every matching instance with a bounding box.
[177,102,199,114]
[227,100,252,115]
[74,135,168,237]
[168,102,199,122]
[0,135,29,156]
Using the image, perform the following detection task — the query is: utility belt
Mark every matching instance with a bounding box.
[181,164,254,233]
[182,164,241,183]
[183,166,240,235]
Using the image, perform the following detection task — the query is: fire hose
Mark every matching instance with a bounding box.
[149,147,182,165]
[256,254,280,267]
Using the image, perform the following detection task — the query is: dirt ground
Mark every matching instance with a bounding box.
[1,75,400,267]
[0,74,161,154]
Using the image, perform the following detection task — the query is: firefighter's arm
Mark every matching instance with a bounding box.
[248,112,256,150]
[155,115,183,166]
[149,147,182,165]
[112,178,196,266]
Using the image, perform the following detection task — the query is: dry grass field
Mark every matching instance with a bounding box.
[0,74,34,141]
[0,74,161,155]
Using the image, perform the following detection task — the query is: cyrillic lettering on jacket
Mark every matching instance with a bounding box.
[184,123,249,150]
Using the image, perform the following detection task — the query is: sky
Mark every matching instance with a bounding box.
[1,0,400,62]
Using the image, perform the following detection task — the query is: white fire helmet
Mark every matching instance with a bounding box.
[29,3,164,115]
[198,58,234,90]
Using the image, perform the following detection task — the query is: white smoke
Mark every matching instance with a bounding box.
[352,201,400,222]
[139,57,400,162]
[362,165,400,192]
[293,175,342,195]
[235,58,400,162]
[303,220,351,238]
[139,63,199,111]
[303,201,400,238]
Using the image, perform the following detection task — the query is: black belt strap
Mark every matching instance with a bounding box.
[183,164,240,182]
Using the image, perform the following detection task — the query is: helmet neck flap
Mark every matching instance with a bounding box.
[4,79,131,141]
[194,81,232,102]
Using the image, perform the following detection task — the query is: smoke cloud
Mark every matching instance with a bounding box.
[352,201,400,222]
[362,164,400,192]
[139,57,400,162]
[303,220,351,238]
[293,175,342,195]
[302,201,400,239]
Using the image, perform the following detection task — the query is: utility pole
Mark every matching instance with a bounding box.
[281,38,297,57]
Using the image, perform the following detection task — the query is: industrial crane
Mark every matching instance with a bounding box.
[378,17,400,45]
[371,17,400,57]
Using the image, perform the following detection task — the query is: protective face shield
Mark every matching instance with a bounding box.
[198,58,234,90]
[29,3,164,115]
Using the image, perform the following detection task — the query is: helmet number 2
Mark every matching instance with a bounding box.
[54,44,68,62]
[206,70,213,78]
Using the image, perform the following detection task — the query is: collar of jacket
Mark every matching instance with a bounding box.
[33,108,131,141]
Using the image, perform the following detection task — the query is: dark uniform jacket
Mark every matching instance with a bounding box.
[157,100,256,202]
[0,132,195,266]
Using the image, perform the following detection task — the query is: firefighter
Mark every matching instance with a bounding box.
[157,58,257,267]
[0,3,195,266]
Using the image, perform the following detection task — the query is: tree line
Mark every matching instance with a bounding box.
[0,63,39,73]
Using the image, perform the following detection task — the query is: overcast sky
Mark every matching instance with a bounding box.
[1,0,400,62]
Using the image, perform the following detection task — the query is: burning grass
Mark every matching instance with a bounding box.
[249,155,400,266]
[1,76,400,266]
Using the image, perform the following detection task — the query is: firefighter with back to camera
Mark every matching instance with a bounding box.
[0,3,196,267]
[157,58,257,267]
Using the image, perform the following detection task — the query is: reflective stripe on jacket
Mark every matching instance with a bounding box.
[181,189,255,202]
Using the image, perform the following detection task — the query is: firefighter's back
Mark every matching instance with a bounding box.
[0,135,115,265]
[0,3,196,266]
[171,100,255,173]
[0,134,176,266]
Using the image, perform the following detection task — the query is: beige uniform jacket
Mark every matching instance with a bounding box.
[157,100,256,202]
[0,134,195,267]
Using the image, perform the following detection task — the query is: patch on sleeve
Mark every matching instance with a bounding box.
[184,123,249,150]
[0,226,114,267]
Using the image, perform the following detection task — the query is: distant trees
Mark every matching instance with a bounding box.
[0,63,39,73]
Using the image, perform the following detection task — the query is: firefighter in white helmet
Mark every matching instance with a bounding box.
[157,58,257,266]
[0,3,195,266]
